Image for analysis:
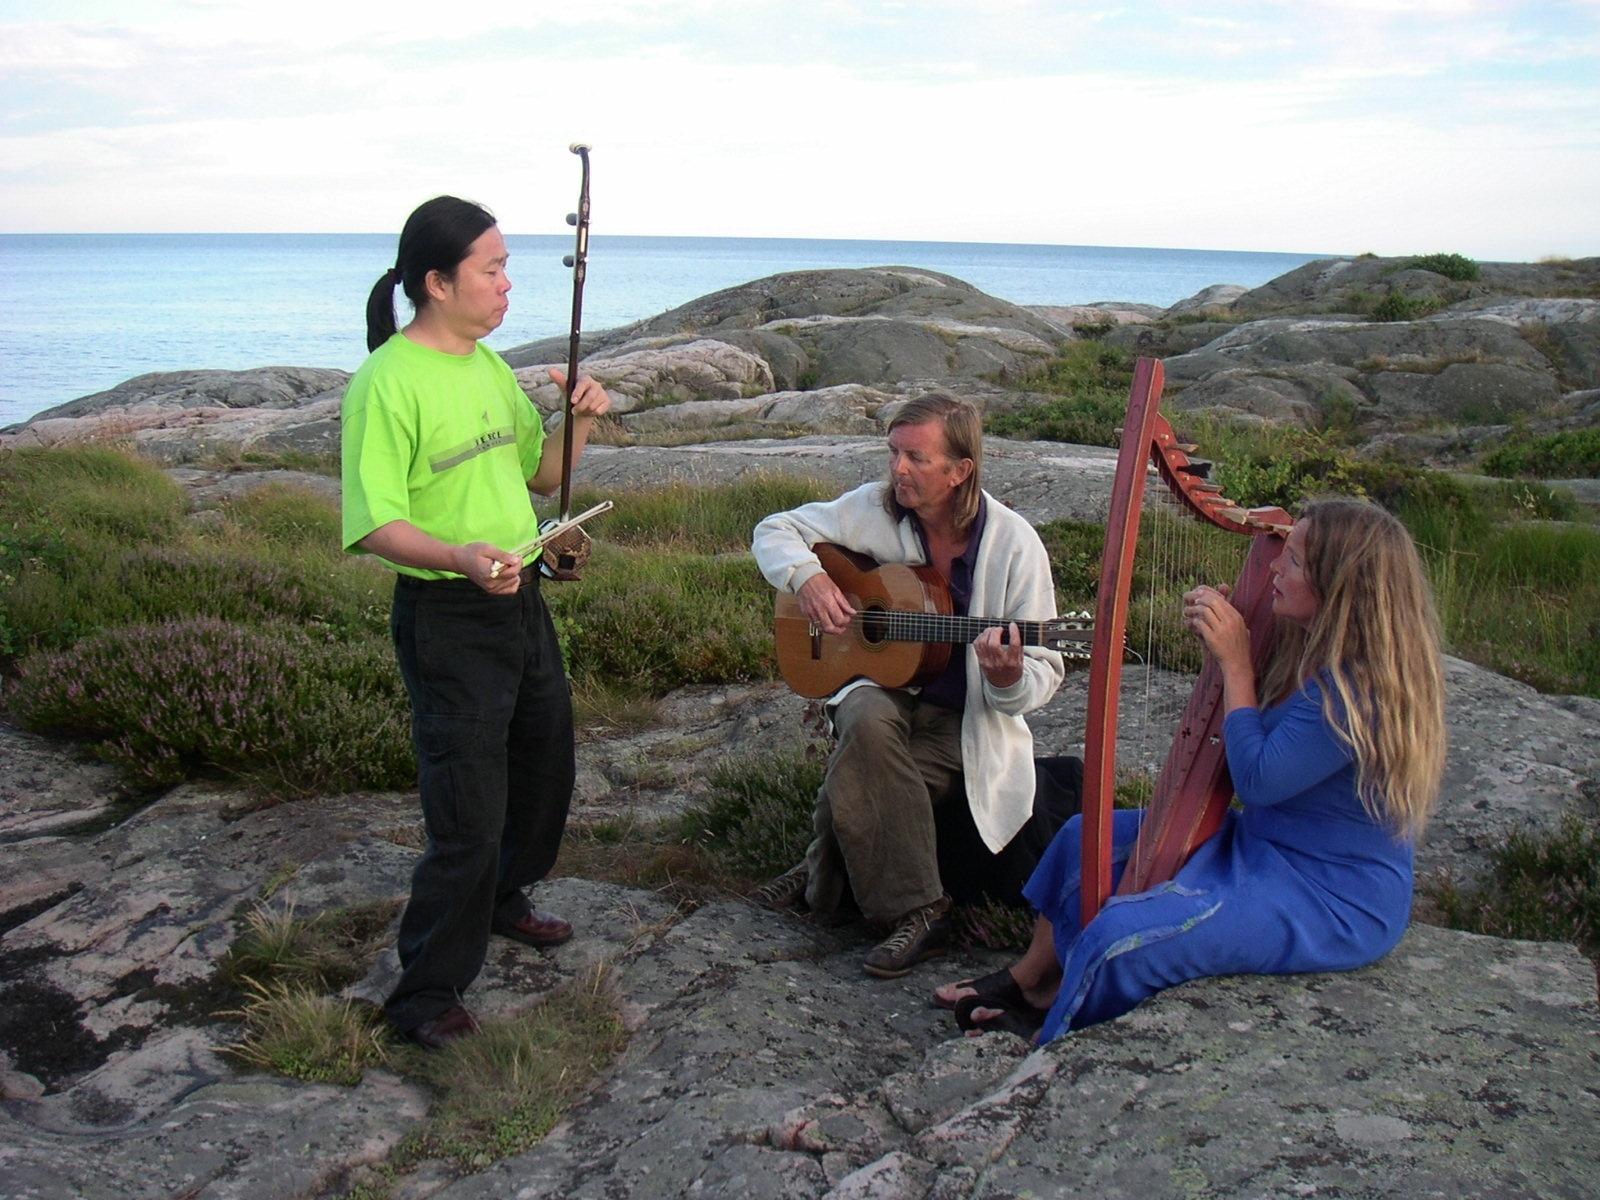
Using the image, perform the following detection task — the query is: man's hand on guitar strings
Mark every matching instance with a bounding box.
[975,622,1024,689]
[796,573,857,636]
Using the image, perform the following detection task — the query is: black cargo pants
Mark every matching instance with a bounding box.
[383,570,575,1033]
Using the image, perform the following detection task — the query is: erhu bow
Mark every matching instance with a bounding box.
[1079,357,1293,925]
[537,142,611,580]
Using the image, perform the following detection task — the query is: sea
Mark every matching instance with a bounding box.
[0,234,1326,429]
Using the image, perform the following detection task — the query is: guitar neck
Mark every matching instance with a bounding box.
[859,610,1048,647]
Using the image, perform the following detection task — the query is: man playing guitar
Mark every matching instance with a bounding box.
[750,393,1064,977]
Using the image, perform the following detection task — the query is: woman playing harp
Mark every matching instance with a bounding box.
[932,498,1447,1041]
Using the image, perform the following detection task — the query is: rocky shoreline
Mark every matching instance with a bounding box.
[3,255,1599,1197]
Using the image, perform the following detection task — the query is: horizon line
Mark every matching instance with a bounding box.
[0,230,1344,259]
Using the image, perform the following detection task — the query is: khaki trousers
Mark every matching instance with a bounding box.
[803,687,964,925]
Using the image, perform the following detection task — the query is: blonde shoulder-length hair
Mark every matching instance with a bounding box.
[880,392,983,533]
[1258,498,1446,841]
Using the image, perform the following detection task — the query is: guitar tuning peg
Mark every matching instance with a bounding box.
[566,212,578,226]
[563,255,576,267]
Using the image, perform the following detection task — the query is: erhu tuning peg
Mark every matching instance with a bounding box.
[566,213,578,226]
[562,255,575,267]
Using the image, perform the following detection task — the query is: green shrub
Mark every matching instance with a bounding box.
[1428,813,1598,960]
[547,546,776,692]
[1481,429,1600,480]
[985,340,1135,447]
[3,543,388,654]
[0,445,186,547]
[0,465,389,659]
[1208,427,1369,510]
[1406,253,1480,282]
[1036,519,1104,606]
[958,897,1035,951]
[678,746,824,880]
[220,484,343,549]
[8,619,413,795]
[1408,493,1600,695]
[1370,292,1442,323]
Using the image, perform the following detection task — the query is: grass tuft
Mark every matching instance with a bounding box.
[220,978,390,1086]
[220,900,401,992]
[396,967,627,1171]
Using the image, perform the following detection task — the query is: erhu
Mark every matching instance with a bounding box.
[535,142,612,580]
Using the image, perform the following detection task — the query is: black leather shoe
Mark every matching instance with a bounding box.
[404,1004,480,1050]
[492,910,574,948]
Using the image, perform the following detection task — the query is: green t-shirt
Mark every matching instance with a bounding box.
[341,333,546,579]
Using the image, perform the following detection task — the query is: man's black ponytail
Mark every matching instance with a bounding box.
[365,197,497,353]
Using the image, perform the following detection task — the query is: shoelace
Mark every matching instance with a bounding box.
[753,869,805,904]
[878,911,933,953]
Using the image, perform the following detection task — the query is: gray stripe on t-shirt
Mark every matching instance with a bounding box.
[430,429,516,473]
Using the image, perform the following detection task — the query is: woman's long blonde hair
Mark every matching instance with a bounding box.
[1258,498,1446,840]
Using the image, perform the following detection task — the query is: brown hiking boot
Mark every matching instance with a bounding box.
[862,895,953,979]
[751,863,808,912]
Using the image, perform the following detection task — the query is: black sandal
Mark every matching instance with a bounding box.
[953,991,1048,1039]
[933,967,1025,1011]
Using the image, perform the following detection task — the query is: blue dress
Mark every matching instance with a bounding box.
[1025,680,1414,1043]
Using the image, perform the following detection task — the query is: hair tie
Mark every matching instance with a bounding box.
[389,266,403,285]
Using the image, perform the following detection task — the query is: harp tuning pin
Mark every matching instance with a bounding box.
[566,212,578,226]
[562,254,576,267]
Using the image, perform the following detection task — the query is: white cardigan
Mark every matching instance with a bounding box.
[753,482,1064,853]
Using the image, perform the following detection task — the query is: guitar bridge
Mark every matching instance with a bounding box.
[808,621,823,661]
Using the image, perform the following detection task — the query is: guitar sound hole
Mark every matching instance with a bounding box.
[860,606,887,647]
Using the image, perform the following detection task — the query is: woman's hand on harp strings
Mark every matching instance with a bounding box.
[796,573,857,635]
[975,623,1024,689]
[1182,584,1249,670]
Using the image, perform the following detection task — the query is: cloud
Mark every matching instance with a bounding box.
[1,1,1597,256]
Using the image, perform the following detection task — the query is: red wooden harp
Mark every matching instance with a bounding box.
[1079,357,1294,925]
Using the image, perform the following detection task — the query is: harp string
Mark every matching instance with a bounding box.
[1128,471,1239,888]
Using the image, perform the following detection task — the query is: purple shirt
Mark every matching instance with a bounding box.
[908,494,987,712]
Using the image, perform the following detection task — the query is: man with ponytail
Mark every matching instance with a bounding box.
[341,196,611,1049]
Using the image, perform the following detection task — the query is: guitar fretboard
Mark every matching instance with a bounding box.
[853,610,1049,646]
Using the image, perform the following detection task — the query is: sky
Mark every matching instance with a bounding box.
[2,0,1598,259]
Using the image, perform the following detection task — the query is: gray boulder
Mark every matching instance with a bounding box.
[1161,309,1594,438]
[1165,282,1248,317]
[0,366,348,464]
[1231,254,1600,315]
[1025,302,1164,333]
[505,268,1064,399]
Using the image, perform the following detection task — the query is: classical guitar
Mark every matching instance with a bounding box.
[773,542,1093,699]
